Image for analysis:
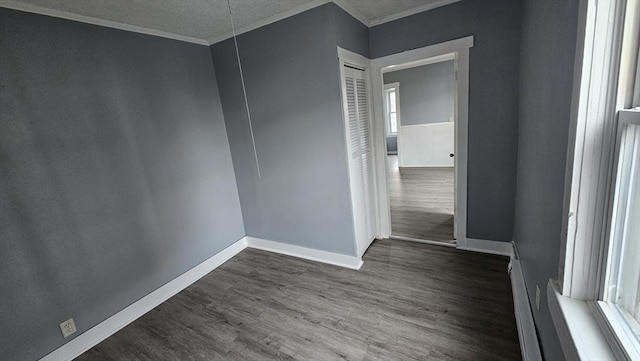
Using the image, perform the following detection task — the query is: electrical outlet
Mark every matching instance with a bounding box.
[59,318,77,338]
[535,285,541,310]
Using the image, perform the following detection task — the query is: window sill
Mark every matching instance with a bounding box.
[547,280,616,360]
[593,301,640,360]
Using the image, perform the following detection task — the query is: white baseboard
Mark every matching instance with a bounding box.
[458,238,514,257]
[39,237,248,361]
[509,260,543,361]
[246,236,363,270]
[38,235,364,360]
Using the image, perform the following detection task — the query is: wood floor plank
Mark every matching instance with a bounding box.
[77,240,521,361]
[387,155,455,242]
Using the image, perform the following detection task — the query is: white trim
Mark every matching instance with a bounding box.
[38,234,363,360]
[383,82,400,136]
[457,238,514,258]
[209,0,455,44]
[2,0,455,47]
[374,37,474,71]
[39,238,248,361]
[592,301,640,361]
[246,236,363,270]
[371,36,473,245]
[389,235,457,248]
[208,0,332,45]
[509,260,543,361]
[398,165,455,168]
[561,0,627,300]
[597,109,640,360]
[0,0,210,46]
[337,47,370,67]
[369,0,461,27]
[382,53,456,73]
[547,280,616,361]
[359,237,376,258]
[1,0,459,48]
[559,0,589,294]
[399,122,454,128]
[331,0,369,27]
[557,0,640,358]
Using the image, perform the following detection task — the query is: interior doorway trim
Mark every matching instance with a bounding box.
[371,36,473,248]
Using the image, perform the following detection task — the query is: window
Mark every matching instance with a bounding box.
[601,110,640,357]
[384,83,399,135]
[558,0,640,359]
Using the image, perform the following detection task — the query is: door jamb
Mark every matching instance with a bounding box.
[370,36,473,248]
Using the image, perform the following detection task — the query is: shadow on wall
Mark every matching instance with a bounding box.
[0,8,245,360]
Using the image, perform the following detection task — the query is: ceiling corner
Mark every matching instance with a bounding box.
[330,0,370,27]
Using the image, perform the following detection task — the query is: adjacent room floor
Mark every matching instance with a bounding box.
[387,155,455,242]
[78,240,521,361]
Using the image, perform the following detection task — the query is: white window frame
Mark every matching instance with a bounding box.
[552,0,640,359]
[383,83,400,136]
[593,109,640,360]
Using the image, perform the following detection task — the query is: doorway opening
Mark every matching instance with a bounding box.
[371,36,473,249]
[383,55,456,244]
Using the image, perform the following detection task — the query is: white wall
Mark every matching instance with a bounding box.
[398,122,454,167]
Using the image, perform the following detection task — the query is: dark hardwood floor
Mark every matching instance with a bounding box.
[77,240,521,361]
[387,155,455,242]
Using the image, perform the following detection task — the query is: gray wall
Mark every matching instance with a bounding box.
[387,137,398,154]
[370,0,522,242]
[383,60,455,126]
[333,3,370,58]
[514,0,580,359]
[210,4,368,256]
[0,8,245,360]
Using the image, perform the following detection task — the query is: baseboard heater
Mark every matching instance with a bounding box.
[509,259,543,361]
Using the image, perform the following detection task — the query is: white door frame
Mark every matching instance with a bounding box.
[370,36,473,247]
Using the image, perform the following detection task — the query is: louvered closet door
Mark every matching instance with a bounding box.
[342,65,376,255]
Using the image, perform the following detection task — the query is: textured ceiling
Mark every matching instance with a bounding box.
[0,0,456,44]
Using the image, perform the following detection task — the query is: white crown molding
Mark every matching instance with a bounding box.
[331,0,368,26]
[0,0,210,45]
[208,0,369,45]
[39,238,248,361]
[207,0,331,45]
[2,0,456,47]
[369,0,460,27]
